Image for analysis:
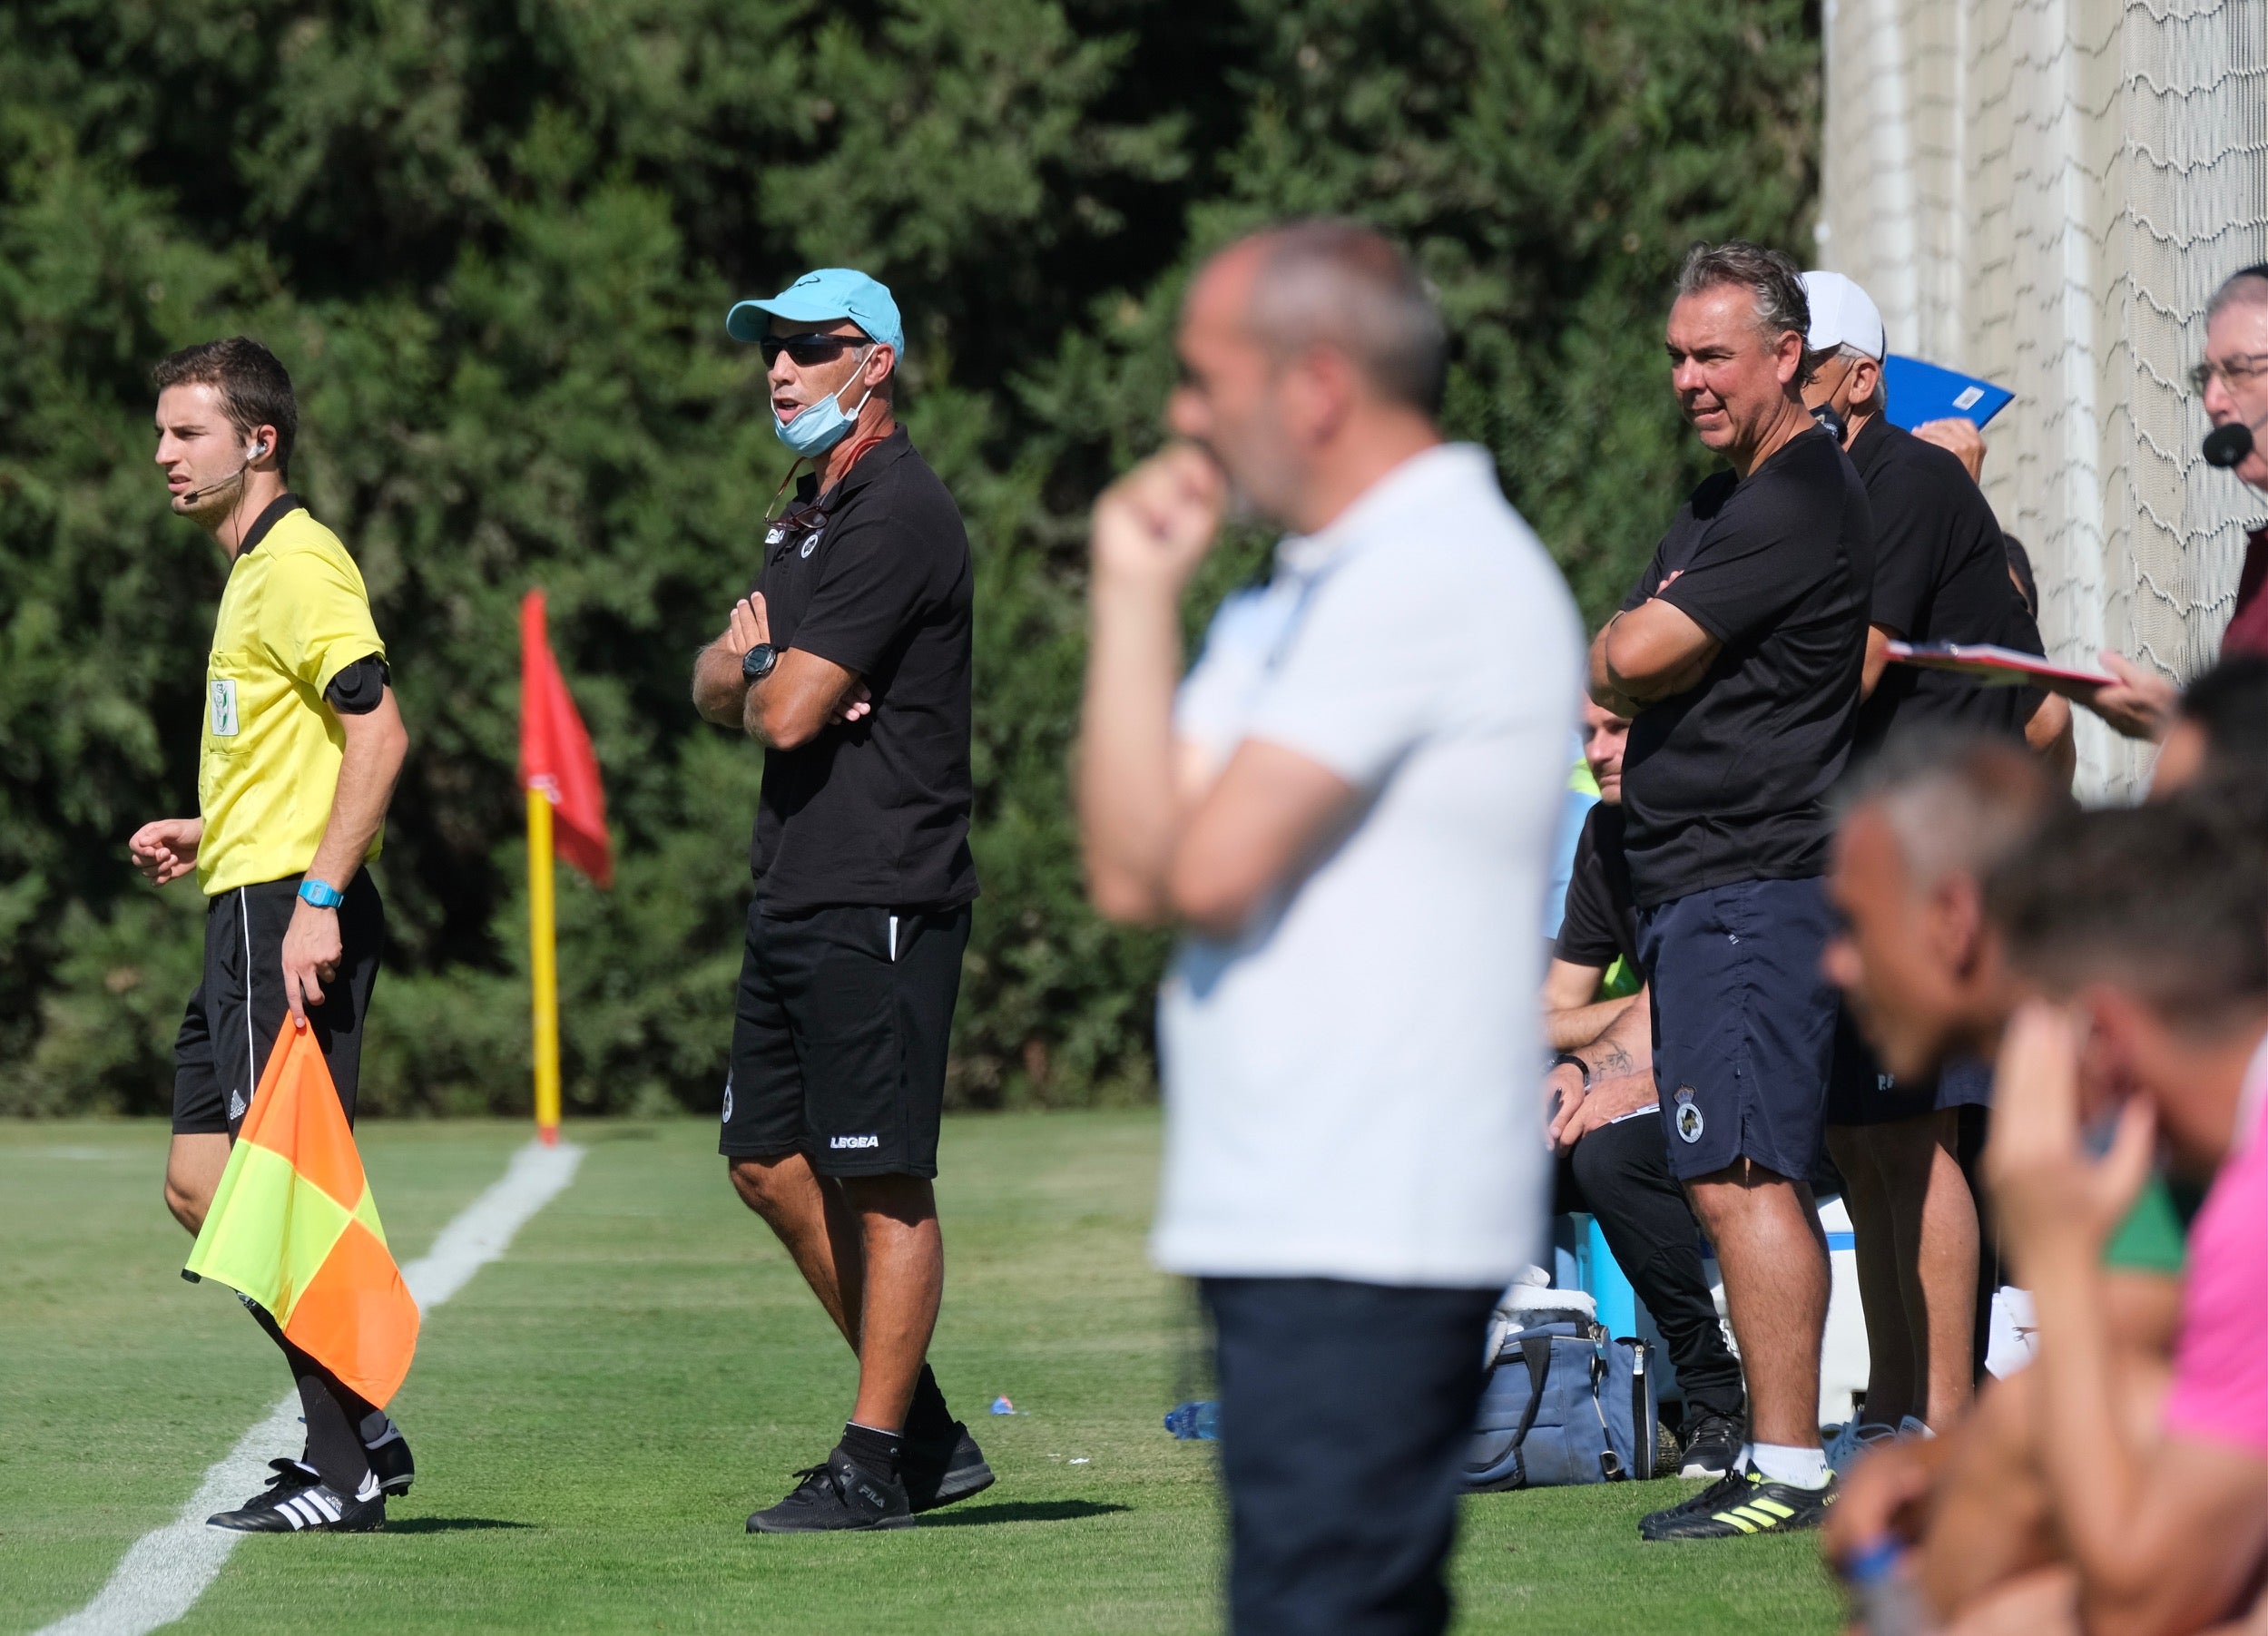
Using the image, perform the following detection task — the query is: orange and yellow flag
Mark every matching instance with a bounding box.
[185,1020,420,1406]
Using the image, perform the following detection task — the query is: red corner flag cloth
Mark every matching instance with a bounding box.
[184,1021,420,1407]
[519,588,613,887]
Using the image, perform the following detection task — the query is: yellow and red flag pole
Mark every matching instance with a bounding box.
[527,787,561,1146]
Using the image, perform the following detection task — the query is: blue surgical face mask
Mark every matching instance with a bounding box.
[773,346,877,456]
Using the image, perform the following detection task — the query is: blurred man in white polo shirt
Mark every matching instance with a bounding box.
[1078,220,1580,1636]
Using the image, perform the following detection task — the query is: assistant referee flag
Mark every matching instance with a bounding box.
[184,1020,420,1407]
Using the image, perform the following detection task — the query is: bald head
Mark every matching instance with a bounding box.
[1213,219,1448,414]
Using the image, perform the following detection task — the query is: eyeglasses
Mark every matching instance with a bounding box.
[760,332,871,367]
[2188,352,2268,393]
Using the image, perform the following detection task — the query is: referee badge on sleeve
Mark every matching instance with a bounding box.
[209,678,241,738]
[1673,1087,1704,1144]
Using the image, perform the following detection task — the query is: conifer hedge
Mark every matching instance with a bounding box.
[0,0,1817,1115]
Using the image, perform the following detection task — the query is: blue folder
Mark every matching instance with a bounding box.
[1881,355,2013,431]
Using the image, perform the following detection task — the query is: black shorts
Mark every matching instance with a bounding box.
[172,874,386,1138]
[1824,1014,1996,1126]
[721,901,970,1178]
[1637,876,1839,1184]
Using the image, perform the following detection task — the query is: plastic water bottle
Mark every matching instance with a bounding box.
[1163,1400,1221,1440]
[1843,1540,1928,1636]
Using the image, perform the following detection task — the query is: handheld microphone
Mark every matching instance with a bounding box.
[2203,408,2268,471]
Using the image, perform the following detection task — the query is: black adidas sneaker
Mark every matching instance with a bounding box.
[1639,1467,1835,1541]
[362,1417,415,1497]
[747,1447,914,1533]
[1677,1411,1744,1480]
[210,1470,386,1533]
[901,1421,994,1514]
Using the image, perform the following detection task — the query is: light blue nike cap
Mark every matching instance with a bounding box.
[725,268,904,358]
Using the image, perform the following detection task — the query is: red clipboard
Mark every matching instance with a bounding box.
[1884,641,2115,690]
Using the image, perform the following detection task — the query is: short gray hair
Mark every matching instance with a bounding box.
[1801,340,1887,413]
[2206,262,2268,322]
[1242,220,1448,414]
[1838,729,2070,891]
[1678,240,1813,380]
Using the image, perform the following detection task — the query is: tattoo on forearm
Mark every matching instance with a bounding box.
[1587,1043,1636,1081]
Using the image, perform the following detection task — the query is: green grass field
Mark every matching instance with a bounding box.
[1,1112,1841,1633]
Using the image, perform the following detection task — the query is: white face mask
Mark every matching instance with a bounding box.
[773,346,877,456]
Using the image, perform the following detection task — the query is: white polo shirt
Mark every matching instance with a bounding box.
[1154,443,1582,1288]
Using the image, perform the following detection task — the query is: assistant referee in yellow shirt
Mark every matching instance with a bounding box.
[129,338,412,1534]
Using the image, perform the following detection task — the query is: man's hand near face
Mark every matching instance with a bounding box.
[1091,445,1227,597]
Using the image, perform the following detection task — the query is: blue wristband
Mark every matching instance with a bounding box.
[298,877,344,909]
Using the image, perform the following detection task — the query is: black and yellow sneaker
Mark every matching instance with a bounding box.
[746,1447,915,1534]
[1639,1468,1835,1541]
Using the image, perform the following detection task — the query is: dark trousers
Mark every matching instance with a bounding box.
[1553,1112,1746,1422]
[1204,1278,1497,1636]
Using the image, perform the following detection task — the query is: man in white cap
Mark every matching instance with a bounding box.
[1800,269,2068,1468]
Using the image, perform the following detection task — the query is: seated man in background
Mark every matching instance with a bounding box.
[2150,656,2268,793]
[1818,736,2223,1624]
[1949,798,2268,1636]
[1543,698,1747,1479]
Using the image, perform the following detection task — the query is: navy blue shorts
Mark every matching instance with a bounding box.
[1824,1014,1995,1126]
[1637,877,1839,1184]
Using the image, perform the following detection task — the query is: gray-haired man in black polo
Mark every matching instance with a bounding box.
[691,268,989,1533]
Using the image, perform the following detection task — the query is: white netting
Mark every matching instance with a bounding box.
[1819,0,2268,798]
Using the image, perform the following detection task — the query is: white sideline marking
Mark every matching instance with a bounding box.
[36,1140,584,1636]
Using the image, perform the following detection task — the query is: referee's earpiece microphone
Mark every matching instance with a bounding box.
[178,439,269,505]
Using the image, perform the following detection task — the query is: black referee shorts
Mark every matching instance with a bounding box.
[720,901,970,1179]
[172,874,385,1138]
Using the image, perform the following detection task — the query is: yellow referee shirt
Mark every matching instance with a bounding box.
[198,501,388,896]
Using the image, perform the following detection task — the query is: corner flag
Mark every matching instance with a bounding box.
[184,1020,420,1406]
[518,589,612,888]
[518,589,611,1145]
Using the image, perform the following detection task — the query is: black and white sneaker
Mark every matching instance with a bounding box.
[362,1417,415,1497]
[210,1470,386,1533]
[1679,1412,1744,1479]
[902,1421,994,1514]
[747,1447,914,1533]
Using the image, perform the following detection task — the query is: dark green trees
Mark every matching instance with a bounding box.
[0,0,1815,1115]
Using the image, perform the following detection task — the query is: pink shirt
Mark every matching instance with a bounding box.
[2163,1076,2268,1458]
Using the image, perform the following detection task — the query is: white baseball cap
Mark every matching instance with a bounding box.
[1802,270,1886,359]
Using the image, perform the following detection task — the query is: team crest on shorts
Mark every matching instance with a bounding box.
[1673,1087,1704,1144]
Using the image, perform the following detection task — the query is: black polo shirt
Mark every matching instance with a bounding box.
[747,426,978,915]
[1555,803,1640,973]
[1848,413,2047,755]
[1617,424,1873,907]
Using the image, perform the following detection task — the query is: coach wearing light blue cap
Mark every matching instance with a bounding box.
[692,268,986,1534]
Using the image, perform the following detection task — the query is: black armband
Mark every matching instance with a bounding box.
[324,654,392,715]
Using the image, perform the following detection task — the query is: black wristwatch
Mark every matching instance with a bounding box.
[1550,1052,1592,1090]
[741,642,780,682]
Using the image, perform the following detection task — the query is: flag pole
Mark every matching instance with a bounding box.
[527,787,561,1146]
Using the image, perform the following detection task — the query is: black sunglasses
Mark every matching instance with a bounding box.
[759,332,871,367]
